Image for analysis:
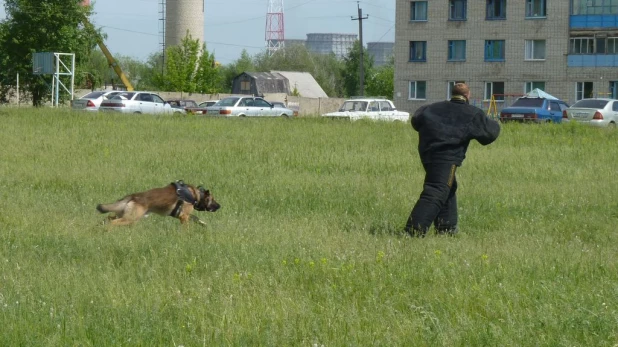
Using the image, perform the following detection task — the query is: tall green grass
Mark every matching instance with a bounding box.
[1,108,617,346]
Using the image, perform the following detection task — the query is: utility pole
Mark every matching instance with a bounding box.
[351,1,368,96]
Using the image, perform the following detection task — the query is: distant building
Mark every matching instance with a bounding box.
[394,0,618,114]
[284,39,307,47]
[231,71,327,98]
[305,33,357,58]
[232,72,289,95]
[367,42,394,67]
[272,71,328,98]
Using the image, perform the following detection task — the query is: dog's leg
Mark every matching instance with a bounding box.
[108,202,147,227]
[189,214,208,227]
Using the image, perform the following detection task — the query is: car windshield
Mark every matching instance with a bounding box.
[111,92,135,100]
[82,91,105,99]
[572,99,609,109]
[511,98,545,107]
[339,101,368,112]
[216,97,240,107]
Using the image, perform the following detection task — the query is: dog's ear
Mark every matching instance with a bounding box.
[197,186,209,196]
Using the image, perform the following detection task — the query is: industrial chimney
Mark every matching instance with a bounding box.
[165,0,205,48]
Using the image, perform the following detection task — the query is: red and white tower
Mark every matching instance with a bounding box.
[265,0,285,55]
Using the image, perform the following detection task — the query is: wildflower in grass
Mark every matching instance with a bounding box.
[376,251,385,263]
[309,261,315,268]
[321,257,327,265]
[434,250,442,257]
[282,259,287,266]
[294,258,300,265]
[481,254,489,265]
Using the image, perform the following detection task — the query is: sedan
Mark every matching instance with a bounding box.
[500,97,569,123]
[185,100,220,115]
[99,91,176,115]
[205,96,295,117]
[563,98,618,128]
[72,90,122,112]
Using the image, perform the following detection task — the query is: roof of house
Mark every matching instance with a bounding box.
[271,71,328,98]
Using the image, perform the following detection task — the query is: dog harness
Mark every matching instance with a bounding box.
[170,180,203,218]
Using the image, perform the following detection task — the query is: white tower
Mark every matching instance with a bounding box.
[165,0,204,48]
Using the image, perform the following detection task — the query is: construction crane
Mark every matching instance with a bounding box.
[80,0,134,91]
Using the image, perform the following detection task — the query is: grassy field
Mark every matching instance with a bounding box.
[1,108,617,346]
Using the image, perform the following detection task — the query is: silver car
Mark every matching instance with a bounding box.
[564,98,618,127]
[99,91,176,115]
[72,91,122,112]
[205,96,294,117]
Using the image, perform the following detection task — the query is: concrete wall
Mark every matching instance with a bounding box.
[0,89,346,116]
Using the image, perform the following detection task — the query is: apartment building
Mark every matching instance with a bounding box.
[394,0,618,113]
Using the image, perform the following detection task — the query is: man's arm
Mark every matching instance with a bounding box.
[471,110,501,145]
[411,105,427,131]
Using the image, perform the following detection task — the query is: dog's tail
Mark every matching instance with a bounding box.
[96,199,129,214]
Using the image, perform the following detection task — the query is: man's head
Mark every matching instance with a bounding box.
[451,83,470,99]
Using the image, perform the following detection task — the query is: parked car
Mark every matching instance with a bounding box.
[205,96,295,117]
[185,100,220,115]
[199,100,219,108]
[500,94,569,123]
[270,101,286,108]
[71,90,122,112]
[99,91,176,114]
[562,98,618,128]
[322,98,410,122]
[166,99,198,114]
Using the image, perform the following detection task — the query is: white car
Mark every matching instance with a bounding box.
[205,96,295,117]
[322,98,410,122]
[563,98,618,128]
[99,91,178,115]
[72,90,122,112]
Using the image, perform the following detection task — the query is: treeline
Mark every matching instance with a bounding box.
[0,0,393,106]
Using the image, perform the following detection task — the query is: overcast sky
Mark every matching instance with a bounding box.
[0,0,395,64]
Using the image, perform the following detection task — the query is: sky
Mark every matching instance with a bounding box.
[0,0,396,65]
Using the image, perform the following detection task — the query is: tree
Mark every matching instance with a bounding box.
[0,0,98,106]
[253,45,344,97]
[341,41,374,97]
[158,31,200,93]
[194,44,221,94]
[218,50,255,93]
[152,32,222,94]
[365,57,394,100]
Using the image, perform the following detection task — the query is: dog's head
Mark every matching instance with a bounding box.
[194,186,220,212]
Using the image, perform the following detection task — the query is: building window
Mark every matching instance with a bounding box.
[409,41,427,61]
[611,81,618,99]
[409,81,427,99]
[449,0,467,20]
[525,81,546,93]
[486,0,506,19]
[410,1,428,21]
[448,40,466,61]
[240,81,251,94]
[525,40,546,60]
[576,82,594,100]
[570,37,594,54]
[484,40,505,61]
[484,82,505,101]
[526,0,546,18]
[572,0,618,15]
[571,37,618,54]
[447,81,466,99]
[609,38,618,53]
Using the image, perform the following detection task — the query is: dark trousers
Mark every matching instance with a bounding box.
[405,162,458,236]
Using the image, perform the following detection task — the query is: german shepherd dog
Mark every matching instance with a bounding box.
[96,180,220,226]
